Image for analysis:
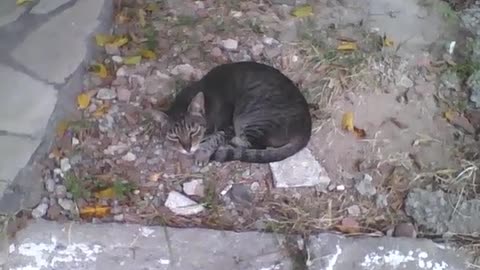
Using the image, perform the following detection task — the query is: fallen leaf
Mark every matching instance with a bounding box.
[88,63,108,78]
[94,187,116,199]
[111,36,129,47]
[92,103,110,118]
[383,34,394,47]
[49,147,62,159]
[16,0,32,5]
[79,206,111,219]
[341,112,355,132]
[138,8,147,27]
[337,41,357,51]
[353,127,366,138]
[95,34,114,47]
[291,4,313,17]
[443,109,456,123]
[76,93,91,109]
[123,55,142,65]
[149,173,161,182]
[140,49,156,60]
[56,120,70,137]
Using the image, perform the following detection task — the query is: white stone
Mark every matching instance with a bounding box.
[96,88,117,100]
[122,152,136,162]
[0,136,41,182]
[183,179,204,197]
[170,64,195,81]
[112,55,123,63]
[11,0,107,84]
[347,205,361,217]
[60,158,71,172]
[31,0,71,14]
[222,39,238,50]
[0,64,57,136]
[165,191,204,216]
[58,198,74,211]
[72,137,80,146]
[336,185,345,191]
[31,203,48,219]
[269,147,331,189]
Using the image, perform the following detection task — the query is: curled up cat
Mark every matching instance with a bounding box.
[150,61,312,166]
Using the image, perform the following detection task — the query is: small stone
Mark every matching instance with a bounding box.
[250,182,260,192]
[96,88,117,100]
[111,55,123,63]
[440,70,460,91]
[105,44,120,55]
[46,203,62,220]
[113,214,124,222]
[165,191,204,216]
[398,75,414,88]
[336,185,345,191]
[104,143,129,155]
[54,185,67,198]
[116,66,128,77]
[222,39,238,51]
[264,47,282,59]
[145,72,175,94]
[376,194,388,208]
[210,47,223,58]
[393,222,417,238]
[71,137,80,146]
[170,64,196,81]
[354,174,376,197]
[69,154,82,165]
[251,44,264,57]
[263,37,278,45]
[122,152,136,162]
[341,217,359,228]
[45,178,55,193]
[229,184,253,205]
[58,198,74,211]
[60,158,71,172]
[347,205,361,217]
[183,179,205,197]
[31,203,48,219]
[117,88,131,102]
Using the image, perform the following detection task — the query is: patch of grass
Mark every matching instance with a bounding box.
[68,119,93,133]
[202,180,220,211]
[451,61,480,81]
[247,18,265,34]
[64,172,90,200]
[175,15,198,26]
[112,180,135,200]
[144,25,158,51]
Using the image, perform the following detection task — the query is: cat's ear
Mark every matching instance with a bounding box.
[187,92,205,116]
[149,109,169,124]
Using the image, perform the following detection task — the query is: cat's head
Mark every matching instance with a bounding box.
[151,92,206,155]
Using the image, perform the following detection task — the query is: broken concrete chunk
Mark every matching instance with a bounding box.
[165,191,204,216]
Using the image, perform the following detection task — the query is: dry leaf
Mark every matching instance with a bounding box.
[56,120,69,137]
[111,36,129,47]
[443,109,456,123]
[140,49,156,60]
[138,9,147,27]
[337,41,357,51]
[16,0,32,5]
[383,36,394,47]
[341,112,355,132]
[88,63,108,78]
[95,34,114,46]
[291,4,313,17]
[353,127,366,138]
[94,187,116,199]
[123,55,142,65]
[92,104,110,118]
[76,93,91,109]
[149,173,161,182]
[79,206,111,218]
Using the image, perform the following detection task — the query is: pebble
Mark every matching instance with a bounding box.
[116,66,128,77]
[336,185,346,191]
[263,37,278,45]
[113,214,124,222]
[105,44,120,55]
[58,198,74,211]
[376,194,388,208]
[347,205,361,217]
[393,222,417,238]
[60,158,71,172]
[250,182,260,192]
[229,184,253,205]
[96,88,117,100]
[112,55,123,63]
[122,152,137,162]
[354,174,377,197]
[210,47,223,58]
[398,75,414,88]
[164,191,205,216]
[251,44,264,57]
[55,185,67,198]
[45,178,55,193]
[71,137,80,146]
[183,179,205,197]
[222,39,238,51]
[46,203,62,220]
[31,203,48,219]
[117,87,131,102]
[104,143,129,155]
[145,72,175,95]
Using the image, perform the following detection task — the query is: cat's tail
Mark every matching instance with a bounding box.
[211,136,309,163]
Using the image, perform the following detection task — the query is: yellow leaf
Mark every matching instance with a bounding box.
[337,41,357,51]
[77,93,91,110]
[94,187,116,199]
[138,9,147,27]
[92,104,110,118]
[140,49,156,60]
[110,36,129,47]
[383,35,394,47]
[145,3,158,12]
[95,34,114,47]
[123,55,142,65]
[16,0,32,5]
[341,112,355,132]
[56,120,69,137]
[89,63,108,78]
[443,109,456,123]
[79,206,111,218]
[291,4,313,17]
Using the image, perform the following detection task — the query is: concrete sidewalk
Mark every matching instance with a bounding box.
[0,0,112,214]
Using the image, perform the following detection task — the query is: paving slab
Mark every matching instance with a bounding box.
[0,136,42,183]
[307,234,467,270]
[0,64,57,136]
[7,220,292,270]
[11,0,107,84]
[0,1,26,28]
[269,147,331,189]
[31,0,73,15]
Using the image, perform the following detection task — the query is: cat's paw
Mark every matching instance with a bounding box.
[194,149,211,167]
[230,136,251,148]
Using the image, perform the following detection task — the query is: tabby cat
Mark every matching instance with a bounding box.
[151,61,312,165]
